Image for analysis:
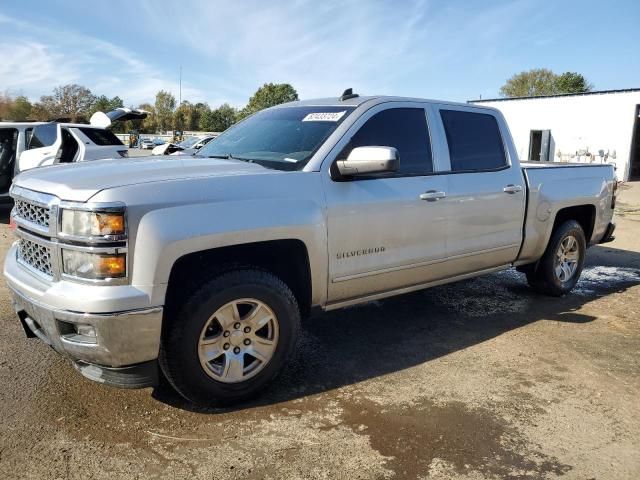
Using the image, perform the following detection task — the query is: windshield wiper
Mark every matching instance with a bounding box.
[205,153,261,163]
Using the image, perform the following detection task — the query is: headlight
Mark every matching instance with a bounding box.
[62,250,126,280]
[60,209,125,238]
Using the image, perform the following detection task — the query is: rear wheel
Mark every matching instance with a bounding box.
[526,220,586,296]
[159,268,300,406]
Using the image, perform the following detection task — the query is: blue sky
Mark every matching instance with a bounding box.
[1,0,638,108]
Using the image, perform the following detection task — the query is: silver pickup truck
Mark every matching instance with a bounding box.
[4,92,617,406]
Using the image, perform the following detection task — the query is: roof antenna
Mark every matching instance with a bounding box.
[340,88,359,101]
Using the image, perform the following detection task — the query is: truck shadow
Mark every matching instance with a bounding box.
[153,244,640,413]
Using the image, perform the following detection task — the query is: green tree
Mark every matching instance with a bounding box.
[29,102,53,121]
[500,69,593,97]
[190,102,211,131]
[554,72,592,94]
[154,90,176,132]
[200,103,237,132]
[90,95,124,116]
[137,103,157,133]
[500,68,558,97]
[8,96,33,120]
[38,84,96,122]
[238,83,298,119]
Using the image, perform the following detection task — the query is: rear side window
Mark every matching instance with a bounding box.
[440,110,506,171]
[78,128,123,146]
[345,108,433,175]
[28,123,58,149]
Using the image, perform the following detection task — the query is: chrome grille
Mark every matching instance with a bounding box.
[17,238,53,277]
[14,199,50,230]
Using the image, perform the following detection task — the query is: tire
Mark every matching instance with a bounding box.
[159,268,300,406]
[526,220,586,296]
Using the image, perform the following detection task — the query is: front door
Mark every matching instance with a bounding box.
[323,105,449,303]
[18,123,61,171]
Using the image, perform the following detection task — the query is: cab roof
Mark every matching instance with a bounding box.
[274,94,480,110]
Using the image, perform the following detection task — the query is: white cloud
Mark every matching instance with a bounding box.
[0,0,539,106]
[0,12,206,106]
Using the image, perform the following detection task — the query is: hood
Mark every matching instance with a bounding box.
[89,107,149,128]
[13,156,273,202]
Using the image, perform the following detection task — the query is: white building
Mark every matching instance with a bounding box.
[470,88,640,181]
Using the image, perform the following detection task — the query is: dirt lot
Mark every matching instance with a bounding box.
[0,183,639,480]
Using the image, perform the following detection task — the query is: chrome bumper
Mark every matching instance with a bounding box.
[10,286,163,368]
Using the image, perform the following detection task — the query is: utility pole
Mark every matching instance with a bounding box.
[179,65,182,106]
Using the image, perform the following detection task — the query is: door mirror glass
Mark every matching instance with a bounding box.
[336,146,399,176]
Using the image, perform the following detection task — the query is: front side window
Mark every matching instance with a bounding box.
[440,110,507,171]
[197,106,355,170]
[342,108,433,175]
[28,123,58,149]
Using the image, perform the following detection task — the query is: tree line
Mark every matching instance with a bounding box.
[0,68,593,130]
[0,82,299,134]
[500,69,592,97]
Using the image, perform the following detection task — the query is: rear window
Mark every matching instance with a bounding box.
[440,110,507,171]
[28,123,58,149]
[78,128,123,146]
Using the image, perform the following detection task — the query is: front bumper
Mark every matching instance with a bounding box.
[5,242,163,378]
[11,286,163,368]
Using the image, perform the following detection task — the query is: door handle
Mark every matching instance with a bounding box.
[503,184,523,194]
[420,190,447,201]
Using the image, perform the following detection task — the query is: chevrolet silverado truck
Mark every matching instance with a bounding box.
[4,91,617,406]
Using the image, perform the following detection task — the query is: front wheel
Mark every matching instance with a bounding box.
[159,269,300,406]
[526,220,586,296]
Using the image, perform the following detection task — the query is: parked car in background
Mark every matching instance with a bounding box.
[0,122,45,202]
[151,135,219,156]
[138,138,155,149]
[170,135,217,155]
[4,92,617,406]
[18,108,148,172]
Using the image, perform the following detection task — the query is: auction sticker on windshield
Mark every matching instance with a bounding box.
[302,111,347,122]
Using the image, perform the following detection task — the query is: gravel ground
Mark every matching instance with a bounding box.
[0,182,639,480]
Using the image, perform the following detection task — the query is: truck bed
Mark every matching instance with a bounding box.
[517,161,616,265]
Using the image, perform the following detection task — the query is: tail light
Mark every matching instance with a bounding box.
[611,181,618,209]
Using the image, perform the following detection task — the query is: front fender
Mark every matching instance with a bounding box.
[130,198,328,306]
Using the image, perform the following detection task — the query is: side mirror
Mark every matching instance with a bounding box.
[336,146,399,177]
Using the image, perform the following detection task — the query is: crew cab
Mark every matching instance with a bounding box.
[4,92,617,406]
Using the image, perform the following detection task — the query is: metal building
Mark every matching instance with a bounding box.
[470,88,640,181]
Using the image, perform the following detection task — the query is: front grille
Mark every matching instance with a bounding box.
[17,238,53,277]
[14,199,50,230]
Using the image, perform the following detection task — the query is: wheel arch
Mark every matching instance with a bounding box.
[551,204,596,243]
[164,239,313,320]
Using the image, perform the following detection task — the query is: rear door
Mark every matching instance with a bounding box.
[435,105,525,274]
[18,123,61,171]
[323,103,449,303]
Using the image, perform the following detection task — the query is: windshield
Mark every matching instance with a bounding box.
[196,105,355,170]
